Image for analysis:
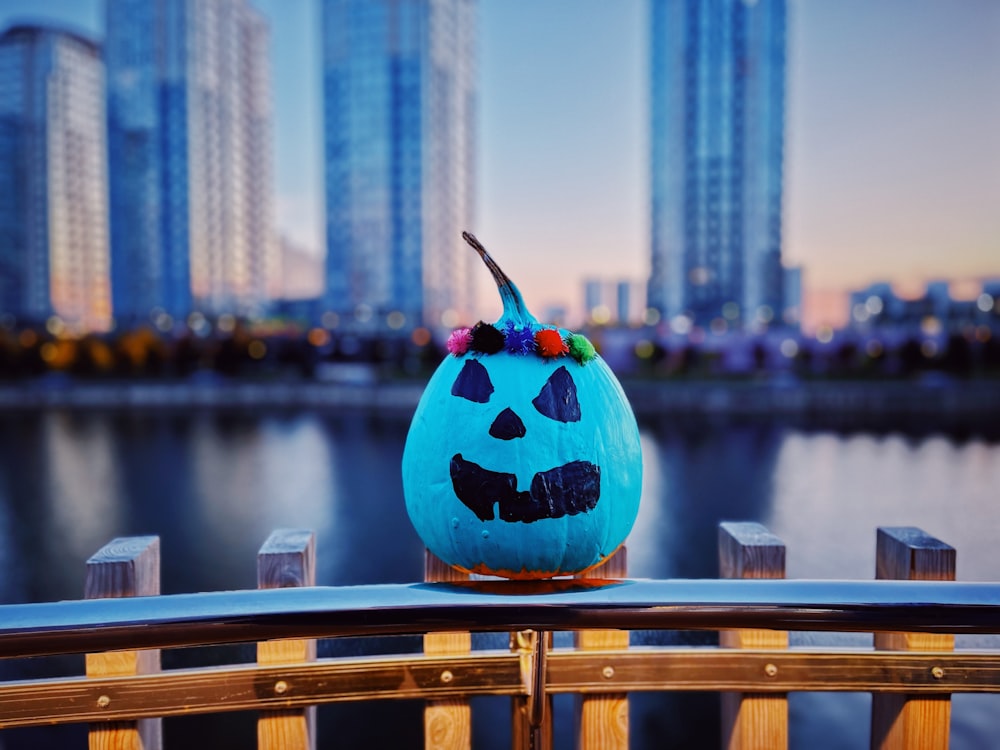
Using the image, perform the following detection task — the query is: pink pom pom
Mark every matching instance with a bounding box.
[446,327,472,356]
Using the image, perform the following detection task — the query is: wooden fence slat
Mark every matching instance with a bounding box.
[423,551,472,750]
[719,522,788,750]
[257,529,317,750]
[574,547,629,750]
[85,536,162,750]
[871,527,955,750]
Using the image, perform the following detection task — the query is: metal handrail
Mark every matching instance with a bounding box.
[3,577,1000,659]
[7,648,1000,729]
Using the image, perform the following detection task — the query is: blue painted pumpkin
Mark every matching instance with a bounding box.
[402,233,642,579]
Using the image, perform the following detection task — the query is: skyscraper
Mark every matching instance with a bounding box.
[105,0,279,327]
[648,0,786,332]
[321,0,476,331]
[0,24,111,333]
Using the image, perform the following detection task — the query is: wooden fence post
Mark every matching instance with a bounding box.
[257,529,317,750]
[718,522,788,750]
[423,551,472,750]
[85,536,162,750]
[574,547,629,750]
[871,527,955,750]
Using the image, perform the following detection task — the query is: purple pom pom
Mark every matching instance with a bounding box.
[503,321,536,355]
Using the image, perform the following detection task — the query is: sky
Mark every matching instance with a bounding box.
[1,0,998,331]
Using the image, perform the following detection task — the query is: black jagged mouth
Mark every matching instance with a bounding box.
[449,453,601,524]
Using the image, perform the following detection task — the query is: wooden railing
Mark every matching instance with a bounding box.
[2,522,999,749]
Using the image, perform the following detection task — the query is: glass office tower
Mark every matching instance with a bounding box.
[106,0,278,326]
[322,0,476,331]
[648,0,786,331]
[0,24,111,333]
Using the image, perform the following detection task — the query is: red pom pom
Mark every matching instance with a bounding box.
[534,328,568,358]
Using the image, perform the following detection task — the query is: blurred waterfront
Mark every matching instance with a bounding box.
[0,402,999,748]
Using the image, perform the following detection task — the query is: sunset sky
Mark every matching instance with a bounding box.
[2,0,998,332]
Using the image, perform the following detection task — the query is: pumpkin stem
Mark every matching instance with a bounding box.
[462,232,538,327]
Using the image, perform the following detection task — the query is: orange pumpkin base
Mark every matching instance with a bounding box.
[456,543,624,581]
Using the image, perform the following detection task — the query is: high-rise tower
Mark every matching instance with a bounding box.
[0,24,111,333]
[321,0,476,331]
[106,0,278,326]
[648,0,786,331]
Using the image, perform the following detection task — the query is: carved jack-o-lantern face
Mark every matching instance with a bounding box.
[449,361,600,524]
[402,234,642,579]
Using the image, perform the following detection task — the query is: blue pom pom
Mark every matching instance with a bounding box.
[503,321,536,355]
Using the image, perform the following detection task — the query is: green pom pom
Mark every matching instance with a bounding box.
[568,333,596,364]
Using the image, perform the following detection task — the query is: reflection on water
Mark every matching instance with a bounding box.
[770,431,1000,581]
[629,419,784,581]
[46,415,125,565]
[0,409,998,748]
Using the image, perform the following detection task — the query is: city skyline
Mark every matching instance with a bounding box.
[321,0,477,331]
[647,0,788,331]
[0,24,111,332]
[0,0,997,333]
[105,0,279,326]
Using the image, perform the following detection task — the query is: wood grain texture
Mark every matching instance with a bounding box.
[85,536,161,599]
[257,529,316,750]
[871,527,955,750]
[574,547,629,750]
[718,523,788,750]
[85,536,162,750]
[424,550,471,750]
[718,522,786,581]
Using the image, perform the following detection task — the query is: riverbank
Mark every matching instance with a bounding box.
[0,377,426,414]
[1,376,997,424]
[622,377,1000,419]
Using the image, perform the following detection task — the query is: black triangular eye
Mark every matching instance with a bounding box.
[532,366,580,422]
[451,359,494,403]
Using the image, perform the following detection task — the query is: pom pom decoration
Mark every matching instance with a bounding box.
[503,321,536,355]
[568,333,597,364]
[470,321,505,354]
[534,328,569,358]
[402,232,642,579]
[446,327,472,356]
